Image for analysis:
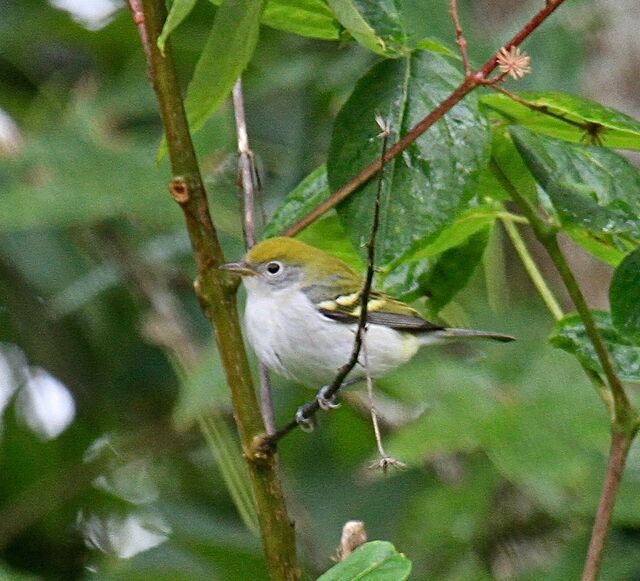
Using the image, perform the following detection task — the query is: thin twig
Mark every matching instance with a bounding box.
[362,336,406,473]
[232,78,276,435]
[261,117,391,447]
[130,3,298,578]
[233,79,258,249]
[281,0,567,237]
[449,0,471,77]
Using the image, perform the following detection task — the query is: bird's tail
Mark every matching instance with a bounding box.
[421,328,515,344]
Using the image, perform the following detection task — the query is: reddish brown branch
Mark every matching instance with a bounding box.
[449,0,471,77]
[582,429,635,581]
[282,0,566,237]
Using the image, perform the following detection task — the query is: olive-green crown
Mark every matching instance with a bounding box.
[246,237,360,285]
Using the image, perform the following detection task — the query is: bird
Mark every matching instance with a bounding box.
[222,237,514,413]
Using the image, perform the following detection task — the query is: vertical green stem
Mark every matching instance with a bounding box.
[500,217,564,321]
[492,159,638,580]
[132,1,299,578]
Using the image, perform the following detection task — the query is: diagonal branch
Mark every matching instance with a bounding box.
[129,1,298,578]
[282,0,567,237]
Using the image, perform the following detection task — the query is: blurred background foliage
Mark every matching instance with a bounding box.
[1,0,640,579]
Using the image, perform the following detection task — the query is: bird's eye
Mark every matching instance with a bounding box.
[266,261,282,275]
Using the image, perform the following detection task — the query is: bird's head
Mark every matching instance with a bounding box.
[221,237,359,297]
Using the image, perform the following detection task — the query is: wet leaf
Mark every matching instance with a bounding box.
[549,311,640,383]
[610,247,640,343]
[328,50,490,267]
[510,126,640,260]
[482,92,640,150]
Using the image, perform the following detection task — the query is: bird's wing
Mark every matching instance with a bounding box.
[316,290,443,333]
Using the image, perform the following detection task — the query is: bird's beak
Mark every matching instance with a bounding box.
[220,261,258,277]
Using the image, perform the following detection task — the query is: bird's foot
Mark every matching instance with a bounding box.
[295,407,316,432]
[316,384,340,411]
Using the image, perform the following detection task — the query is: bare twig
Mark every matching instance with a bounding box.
[232,78,276,435]
[282,0,567,237]
[129,2,298,578]
[233,79,257,249]
[449,0,471,77]
[260,116,391,447]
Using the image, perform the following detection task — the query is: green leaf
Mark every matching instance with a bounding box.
[263,165,329,238]
[401,205,499,262]
[328,50,490,267]
[549,311,640,383]
[326,0,452,57]
[418,227,490,313]
[485,126,538,206]
[158,0,198,54]
[295,215,364,272]
[318,541,412,581]
[382,224,491,309]
[326,0,402,56]
[208,0,341,40]
[184,0,265,134]
[261,0,341,40]
[481,92,640,150]
[510,126,640,258]
[610,247,640,343]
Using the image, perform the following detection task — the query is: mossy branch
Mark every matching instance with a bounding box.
[129,1,299,578]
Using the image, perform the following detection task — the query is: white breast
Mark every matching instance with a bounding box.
[243,284,420,388]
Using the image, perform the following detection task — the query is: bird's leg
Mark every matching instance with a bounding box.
[316,378,362,410]
[295,405,316,432]
[295,378,364,432]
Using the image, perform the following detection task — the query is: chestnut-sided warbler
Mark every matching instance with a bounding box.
[222,237,514,401]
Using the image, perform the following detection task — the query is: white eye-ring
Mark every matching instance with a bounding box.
[266,261,283,276]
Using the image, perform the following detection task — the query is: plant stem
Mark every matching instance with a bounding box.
[282,0,567,237]
[130,2,298,578]
[544,236,632,423]
[496,157,638,579]
[500,215,564,321]
[582,429,635,581]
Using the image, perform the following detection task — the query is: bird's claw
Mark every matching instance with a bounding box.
[295,407,315,432]
[316,385,340,411]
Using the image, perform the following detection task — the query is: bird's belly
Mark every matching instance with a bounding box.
[245,293,419,388]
